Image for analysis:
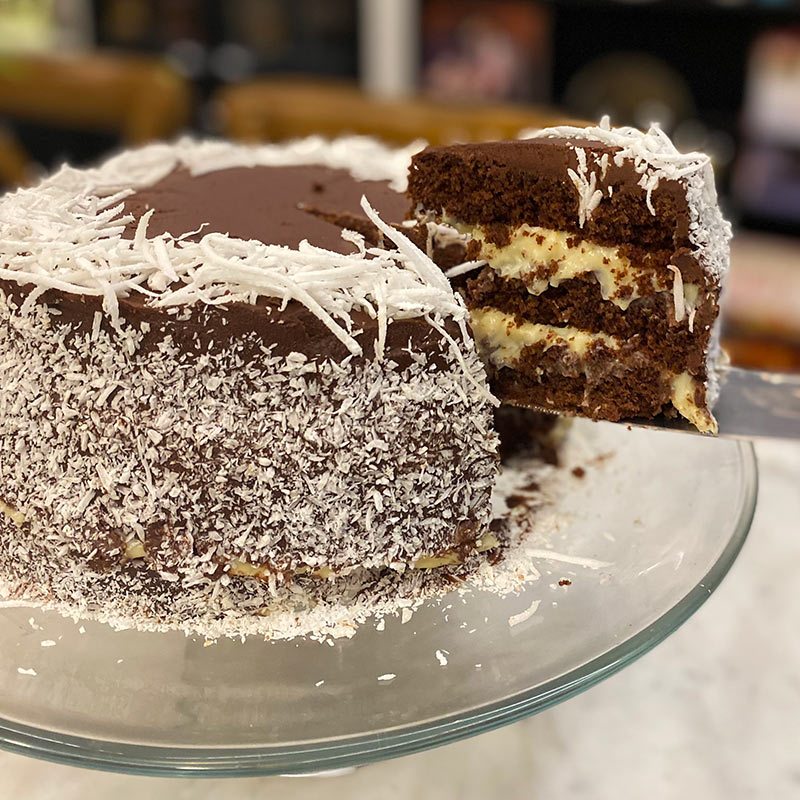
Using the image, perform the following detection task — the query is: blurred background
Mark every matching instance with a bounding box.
[0,0,798,371]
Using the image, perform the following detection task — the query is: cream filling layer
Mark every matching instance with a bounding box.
[223,532,502,576]
[0,508,501,578]
[670,372,717,434]
[121,535,502,578]
[0,499,25,528]
[470,308,716,433]
[448,219,700,313]
[470,308,620,367]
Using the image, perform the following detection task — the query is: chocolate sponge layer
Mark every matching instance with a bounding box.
[408,137,691,250]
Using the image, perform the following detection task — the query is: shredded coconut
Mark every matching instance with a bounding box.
[567,147,603,227]
[508,599,540,628]
[0,421,616,642]
[524,115,732,283]
[0,138,461,362]
[444,261,486,279]
[667,265,686,323]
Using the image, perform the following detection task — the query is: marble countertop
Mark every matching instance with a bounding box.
[1,437,798,800]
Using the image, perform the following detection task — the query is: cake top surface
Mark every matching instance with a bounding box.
[526,117,712,181]
[418,117,713,186]
[0,137,477,359]
[122,164,408,252]
[412,136,616,177]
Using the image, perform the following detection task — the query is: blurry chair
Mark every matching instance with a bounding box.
[0,126,29,187]
[0,51,191,186]
[216,76,581,145]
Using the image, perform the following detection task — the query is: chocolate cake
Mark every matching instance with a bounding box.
[408,118,732,433]
[0,137,502,620]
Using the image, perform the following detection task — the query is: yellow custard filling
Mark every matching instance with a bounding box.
[449,219,700,313]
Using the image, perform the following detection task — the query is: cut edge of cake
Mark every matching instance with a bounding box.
[407,116,733,434]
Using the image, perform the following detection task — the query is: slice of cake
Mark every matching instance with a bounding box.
[408,118,732,433]
[0,138,499,620]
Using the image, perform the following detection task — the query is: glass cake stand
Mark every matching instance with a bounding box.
[0,421,757,777]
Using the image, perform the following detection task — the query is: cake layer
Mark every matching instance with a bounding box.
[452,221,703,309]
[466,269,718,376]
[466,264,718,431]
[409,137,692,250]
[470,307,621,362]
[469,306,715,432]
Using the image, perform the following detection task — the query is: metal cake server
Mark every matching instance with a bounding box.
[627,368,800,439]
[524,368,800,440]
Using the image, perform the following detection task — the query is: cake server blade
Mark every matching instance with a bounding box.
[626,367,800,439]
[518,368,800,440]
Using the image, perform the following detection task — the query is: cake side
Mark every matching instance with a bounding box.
[0,286,497,589]
[408,119,732,432]
[0,138,499,617]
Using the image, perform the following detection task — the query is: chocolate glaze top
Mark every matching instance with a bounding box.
[419,138,613,179]
[1,164,453,365]
[123,164,409,252]
[0,276,456,371]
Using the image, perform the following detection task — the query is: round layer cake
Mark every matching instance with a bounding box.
[0,137,499,625]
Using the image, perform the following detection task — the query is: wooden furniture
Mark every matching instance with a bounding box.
[0,126,29,187]
[0,51,191,187]
[216,76,581,145]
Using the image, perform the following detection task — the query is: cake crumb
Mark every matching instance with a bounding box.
[571,466,586,478]
[377,673,396,682]
[435,649,449,666]
[315,680,325,687]
[558,578,572,587]
[17,667,36,676]
[40,640,56,647]
[375,618,385,631]
[505,494,527,508]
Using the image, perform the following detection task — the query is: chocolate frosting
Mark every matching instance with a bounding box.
[123,165,409,252]
[1,163,443,365]
[0,278,454,370]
